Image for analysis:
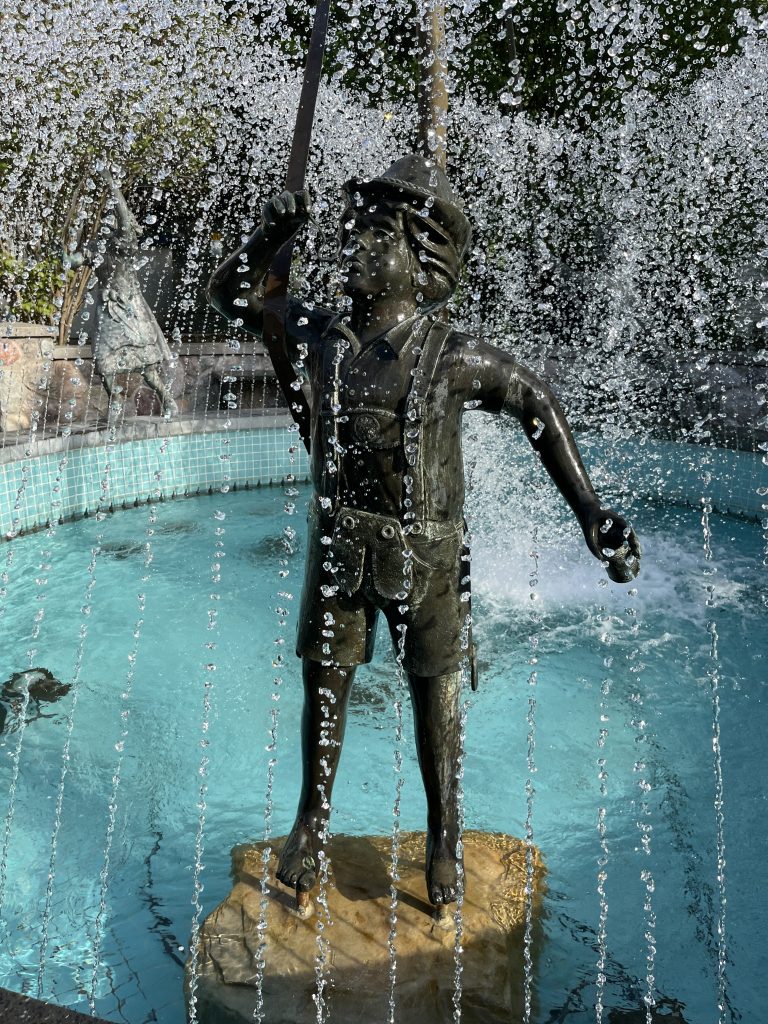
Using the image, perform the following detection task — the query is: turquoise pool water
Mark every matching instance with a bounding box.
[0,485,764,1023]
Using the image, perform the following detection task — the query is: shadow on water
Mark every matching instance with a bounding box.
[608,1008,688,1023]
[141,831,186,971]
[153,520,199,536]
[541,894,694,1023]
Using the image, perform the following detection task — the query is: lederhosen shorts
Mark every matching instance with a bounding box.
[296,500,475,680]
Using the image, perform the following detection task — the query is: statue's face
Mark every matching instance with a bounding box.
[338,203,414,302]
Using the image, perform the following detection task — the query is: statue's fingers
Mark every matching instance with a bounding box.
[606,559,634,584]
[598,511,627,552]
[621,523,641,558]
[282,190,297,216]
[298,187,314,215]
[621,546,641,579]
[273,197,286,217]
[262,202,276,229]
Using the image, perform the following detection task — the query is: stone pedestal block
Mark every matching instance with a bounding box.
[186,831,545,1024]
[0,324,56,436]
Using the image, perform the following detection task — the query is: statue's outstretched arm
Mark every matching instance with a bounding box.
[207,190,311,338]
[502,362,641,581]
[503,363,599,519]
[96,169,139,247]
[110,185,135,236]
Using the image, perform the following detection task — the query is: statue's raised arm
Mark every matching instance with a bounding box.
[207,190,315,344]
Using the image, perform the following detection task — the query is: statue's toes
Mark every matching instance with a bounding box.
[295,866,317,894]
[427,852,461,907]
[430,882,457,906]
[276,854,316,894]
[275,855,301,888]
[275,864,294,888]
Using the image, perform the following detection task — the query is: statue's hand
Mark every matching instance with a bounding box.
[583,506,641,583]
[262,189,312,241]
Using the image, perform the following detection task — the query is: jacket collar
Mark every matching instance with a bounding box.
[323,313,423,358]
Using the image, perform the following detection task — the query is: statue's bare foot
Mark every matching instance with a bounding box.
[426,825,462,906]
[276,815,323,894]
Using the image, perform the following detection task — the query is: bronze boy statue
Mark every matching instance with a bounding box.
[208,155,641,909]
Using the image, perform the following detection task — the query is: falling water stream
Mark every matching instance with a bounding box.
[450,698,468,1024]
[700,464,729,1024]
[87,421,175,1007]
[522,524,540,1024]
[34,275,180,993]
[627,594,658,1021]
[387,642,406,1024]
[1,366,128,937]
[251,434,299,1023]
[594,664,611,1024]
[186,490,229,1024]
[35,378,162,1000]
[88,584,147,1011]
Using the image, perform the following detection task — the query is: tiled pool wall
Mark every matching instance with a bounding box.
[0,424,765,538]
[0,423,310,537]
[579,434,767,521]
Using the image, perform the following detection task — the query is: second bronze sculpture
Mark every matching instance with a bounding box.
[208,154,641,909]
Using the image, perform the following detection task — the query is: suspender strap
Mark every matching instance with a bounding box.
[326,319,354,515]
[403,318,452,525]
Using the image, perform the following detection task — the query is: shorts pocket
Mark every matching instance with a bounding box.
[407,532,461,572]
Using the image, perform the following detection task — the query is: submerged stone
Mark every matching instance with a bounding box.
[99,540,146,559]
[154,520,199,535]
[186,830,545,1024]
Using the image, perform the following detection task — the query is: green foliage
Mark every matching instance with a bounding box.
[0,251,65,323]
[287,0,766,121]
[461,0,766,119]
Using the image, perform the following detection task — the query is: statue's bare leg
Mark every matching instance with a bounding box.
[142,364,179,416]
[407,669,463,906]
[276,658,355,893]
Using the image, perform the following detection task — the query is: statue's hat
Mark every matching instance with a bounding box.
[343,154,472,259]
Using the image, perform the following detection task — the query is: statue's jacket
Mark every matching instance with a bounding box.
[291,307,519,611]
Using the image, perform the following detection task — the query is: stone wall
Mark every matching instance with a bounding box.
[0,324,279,440]
[3,324,767,451]
[0,324,57,436]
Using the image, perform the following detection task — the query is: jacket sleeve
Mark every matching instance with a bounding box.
[457,337,602,522]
